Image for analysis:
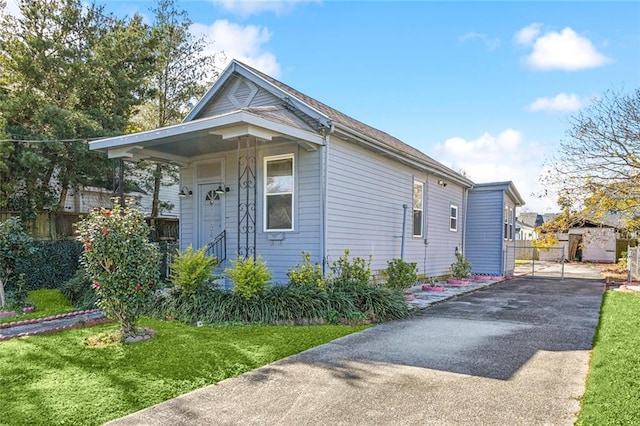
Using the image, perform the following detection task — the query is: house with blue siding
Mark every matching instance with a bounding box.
[466,182,525,276]
[91,60,523,282]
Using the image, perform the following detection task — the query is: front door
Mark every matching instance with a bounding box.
[198,183,225,249]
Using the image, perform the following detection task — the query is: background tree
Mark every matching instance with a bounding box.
[129,0,218,217]
[0,0,155,217]
[541,88,640,233]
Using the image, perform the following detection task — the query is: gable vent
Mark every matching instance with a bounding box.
[227,78,258,108]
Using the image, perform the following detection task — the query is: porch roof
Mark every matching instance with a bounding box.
[89,108,325,164]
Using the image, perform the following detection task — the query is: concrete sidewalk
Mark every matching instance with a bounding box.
[109,273,604,426]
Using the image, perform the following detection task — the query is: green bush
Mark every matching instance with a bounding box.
[17,240,83,290]
[170,246,218,295]
[76,204,161,338]
[153,282,409,326]
[226,256,272,300]
[329,249,371,286]
[450,252,472,279]
[61,270,98,310]
[383,258,418,290]
[287,251,325,287]
[0,217,34,309]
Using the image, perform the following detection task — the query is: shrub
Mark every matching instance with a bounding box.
[328,285,409,322]
[76,204,160,338]
[450,252,472,279]
[383,258,418,290]
[0,217,34,309]
[226,256,272,300]
[329,249,371,287]
[287,251,325,287]
[170,246,219,295]
[61,270,98,310]
[17,240,83,290]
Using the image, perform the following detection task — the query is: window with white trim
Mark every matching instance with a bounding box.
[413,181,424,237]
[509,207,514,241]
[450,205,458,232]
[264,154,294,231]
[504,205,509,240]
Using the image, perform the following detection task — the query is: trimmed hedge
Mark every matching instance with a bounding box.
[152,283,410,325]
[17,240,83,290]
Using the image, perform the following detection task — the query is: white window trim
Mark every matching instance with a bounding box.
[450,204,458,232]
[509,207,514,241]
[504,205,509,241]
[263,153,295,232]
[413,180,424,238]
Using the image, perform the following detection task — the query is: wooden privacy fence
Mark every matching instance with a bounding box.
[0,211,178,242]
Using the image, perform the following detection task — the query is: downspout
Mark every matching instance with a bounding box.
[401,204,408,259]
[321,123,334,275]
[462,186,471,256]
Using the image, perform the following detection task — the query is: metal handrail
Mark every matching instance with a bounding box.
[206,230,226,263]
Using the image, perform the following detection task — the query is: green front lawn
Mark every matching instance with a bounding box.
[0,318,366,425]
[577,291,640,424]
[0,289,74,324]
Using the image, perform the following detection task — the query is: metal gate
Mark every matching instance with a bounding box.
[511,244,566,280]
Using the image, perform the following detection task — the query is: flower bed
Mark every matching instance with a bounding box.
[446,279,470,286]
[422,285,445,292]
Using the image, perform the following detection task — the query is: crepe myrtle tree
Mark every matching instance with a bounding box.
[0,217,33,309]
[76,203,160,338]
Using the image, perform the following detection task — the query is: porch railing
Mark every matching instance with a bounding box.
[206,230,226,263]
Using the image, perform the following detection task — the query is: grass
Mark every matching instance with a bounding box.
[577,291,640,425]
[0,318,367,425]
[0,289,74,324]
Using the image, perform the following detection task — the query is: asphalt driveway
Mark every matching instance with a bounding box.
[109,273,604,425]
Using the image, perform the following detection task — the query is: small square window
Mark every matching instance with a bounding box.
[450,205,458,232]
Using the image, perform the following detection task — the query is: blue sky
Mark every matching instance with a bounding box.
[7,0,640,212]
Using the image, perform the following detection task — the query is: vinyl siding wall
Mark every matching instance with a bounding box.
[325,136,465,277]
[465,188,504,275]
[179,139,322,283]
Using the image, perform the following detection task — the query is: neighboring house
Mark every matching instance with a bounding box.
[516,212,544,240]
[466,182,525,276]
[540,218,622,263]
[61,182,180,218]
[90,60,523,282]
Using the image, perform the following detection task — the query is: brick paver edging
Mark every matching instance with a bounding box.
[0,309,102,329]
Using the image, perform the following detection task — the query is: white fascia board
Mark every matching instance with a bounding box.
[185,60,332,129]
[232,65,332,129]
[91,110,324,152]
[183,63,237,123]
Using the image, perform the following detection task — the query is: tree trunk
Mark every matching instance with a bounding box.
[151,163,162,218]
[0,277,6,309]
[58,185,69,211]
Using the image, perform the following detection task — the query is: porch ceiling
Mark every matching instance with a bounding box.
[90,110,325,164]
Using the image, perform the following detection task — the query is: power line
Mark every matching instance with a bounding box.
[0,137,106,143]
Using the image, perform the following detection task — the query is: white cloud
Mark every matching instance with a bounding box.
[1,0,22,18]
[431,129,556,212]
[527,93,587,113]
[459,32,500,50]
[514,23,542,46]
[209,0,319,17]
[515,24,609,71]
[191,20,281,78]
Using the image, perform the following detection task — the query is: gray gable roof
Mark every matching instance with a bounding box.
[187,60,473,187]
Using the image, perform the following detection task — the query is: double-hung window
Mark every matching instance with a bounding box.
[504,206,509,240]
[450,205,458,232]
[509,207,514,240]
[413,181,424,237]
[264,154,294,231]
